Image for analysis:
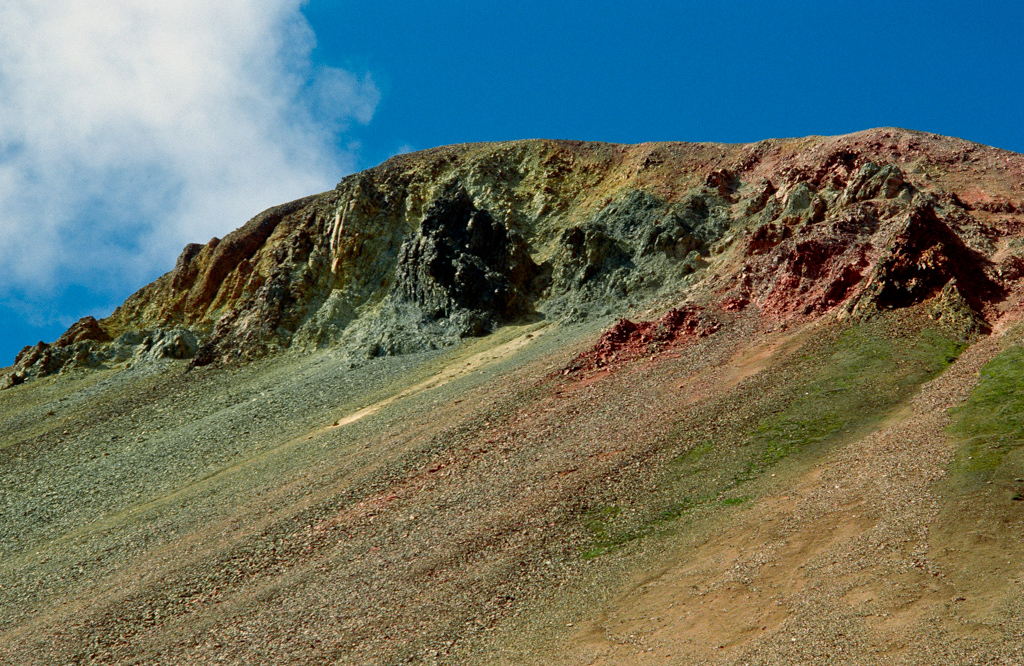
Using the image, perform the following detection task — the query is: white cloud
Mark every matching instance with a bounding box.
[0,0,379,300]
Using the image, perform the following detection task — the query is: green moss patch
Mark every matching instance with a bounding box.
[580,313,965,558]
[744,324,964,476]
[948,345,1024,483]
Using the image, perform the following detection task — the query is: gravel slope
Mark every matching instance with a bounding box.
[5,301,1023,664]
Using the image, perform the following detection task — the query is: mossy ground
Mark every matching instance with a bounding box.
[947,342,1024,485]
[915,326,1024,646]
[580,311,966,558]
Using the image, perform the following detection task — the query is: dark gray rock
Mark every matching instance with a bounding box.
[391,182,546,325]
[544,189,728,319]
[131,329,199,364]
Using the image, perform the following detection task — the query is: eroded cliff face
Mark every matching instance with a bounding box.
[5,128,1024,387]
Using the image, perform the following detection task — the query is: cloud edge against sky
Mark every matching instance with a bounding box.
[0,0,379,320]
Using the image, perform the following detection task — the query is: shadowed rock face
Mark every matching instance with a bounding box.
[857,202,1004,314]
[5,128,1024,386]
[391,183,547,330]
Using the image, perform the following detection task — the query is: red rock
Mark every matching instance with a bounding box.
[53,316,111,348]
[564,306,719,374]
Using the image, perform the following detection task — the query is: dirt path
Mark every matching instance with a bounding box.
[330,322,551,429]
[554,328,1017,665]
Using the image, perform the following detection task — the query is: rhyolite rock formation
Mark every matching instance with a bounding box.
[5,128,1024,388]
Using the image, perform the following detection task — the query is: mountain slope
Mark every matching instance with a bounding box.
[2,128,1024,664]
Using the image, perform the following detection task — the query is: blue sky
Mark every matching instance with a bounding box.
[309,0,1024,165]
[1,0,1022,365]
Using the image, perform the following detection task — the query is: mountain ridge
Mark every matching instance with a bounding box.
[4,128,1024,664]
[6,127,1022,388]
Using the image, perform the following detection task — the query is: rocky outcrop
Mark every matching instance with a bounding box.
[2,327,199,388]
[5,128,1024,387]
[720,154,1017,335]
[546,189,725,320]
[387,183,547,336]
[565,306,721,374]
[849,202,1004,322]
[54,316,111,348]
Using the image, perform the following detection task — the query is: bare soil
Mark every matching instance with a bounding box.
[4,302,1023,665]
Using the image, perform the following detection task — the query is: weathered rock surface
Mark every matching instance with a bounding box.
[5,128,1024,386]
[54,316,111,348]
[565,305,721,374]
[2,326,201,389]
